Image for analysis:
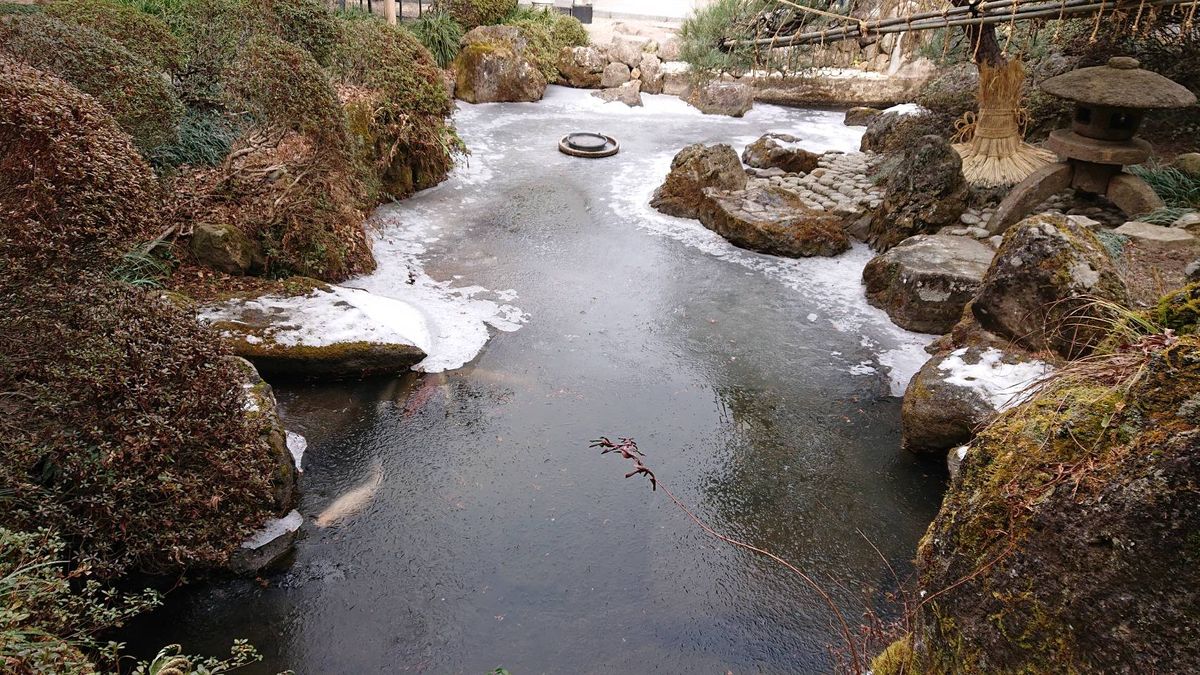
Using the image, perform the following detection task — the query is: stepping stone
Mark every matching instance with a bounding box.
[1115,221,1197,248]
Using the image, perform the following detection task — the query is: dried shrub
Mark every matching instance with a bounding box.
[265,0,342,65]
[0,58,279,580]
[0,56,161,281]
[432,0,514,30]
[45,0,184,72]
[0,12,183,152]
[329,16,462,201]
[503,7,589,81]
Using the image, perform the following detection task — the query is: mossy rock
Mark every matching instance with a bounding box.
[1152,282,1200,335]
[972,214,1130,359]
[910,335,1200,672]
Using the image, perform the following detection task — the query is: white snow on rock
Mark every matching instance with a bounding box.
[200,285,432,353]
[285,431,307,472]
[937,347,1052,411]
[241,509,303,550]
[882,103,928,116]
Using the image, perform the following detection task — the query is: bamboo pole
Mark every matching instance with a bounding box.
[723,0,1191,48]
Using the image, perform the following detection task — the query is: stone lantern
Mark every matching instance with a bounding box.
[988,57,1197,233]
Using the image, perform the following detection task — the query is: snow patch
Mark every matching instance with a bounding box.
[241,510,303,550]
[286,431,306,472]
[937,348,1052,411]
[882,103,927,116]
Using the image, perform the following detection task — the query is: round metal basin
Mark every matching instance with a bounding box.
[559,132,619,158]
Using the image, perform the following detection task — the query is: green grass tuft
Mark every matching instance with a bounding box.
[1129,163,1200,210]
[407,11,464,68]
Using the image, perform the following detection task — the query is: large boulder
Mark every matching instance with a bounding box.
[1175,152,1200,177]
[592,80,642,107]
[650,143,747,219]
[199,283,431,377]
[859,110,948,155]
[900,345,1049,455]
[600,61,631,88]
[454,26,546,103]
[972,214,1129,359]
[867,135,969,252]
[740,133,820,174]
[698,185,850,258]
[900,335,1200,673]
[844,106,882,126]
[557,45,606,88]
[639,52,664,95]
[863,234,995,334]
[661,61,691,97]
[688,80,754,117]
[190,223,262,275]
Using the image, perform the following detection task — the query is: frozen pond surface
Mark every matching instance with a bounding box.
[124,87,945,673]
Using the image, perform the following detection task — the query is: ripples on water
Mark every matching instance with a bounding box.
[122,86,946,673]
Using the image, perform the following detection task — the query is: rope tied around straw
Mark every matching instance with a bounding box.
[952,106,1031,143]
[952,59,1055,187]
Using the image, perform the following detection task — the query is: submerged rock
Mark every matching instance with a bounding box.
[740,133,820,174]
[592,80,642,107]
[650,143,747,219]
[688,80,754,117]
[862,234,994,334]
[698,185,849,258]
[867,134,969,252]
[454,26,546,103]
[904,335,1200,672]
[901,346,1049,455]
[557,45,606,88]
[200,284,430,378]
[972,214,1129,359]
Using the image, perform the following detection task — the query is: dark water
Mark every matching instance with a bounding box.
[123,88,945,673]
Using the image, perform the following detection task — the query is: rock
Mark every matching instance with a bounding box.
[867,135,970,252]
[687,80,754,117]
[190,223,261,275]
[639,53,663,95]
[608,36,646,68]
[200,284,431,378]
[229,355,297,512]
[905,335,1200,673]
[600,61,631,88]
[1115,220,1197,248]
[650,143,747,219]
[863,234,995,334]
[661,61,691,97]
[972,214,1129,359]
[1175,211,1200,231]
[556,45,606,88]
[901,345,1048,454]
[592,80,642,107]
[844,106,882,126]
[698,185,850,258]
[946,444,968,481]
[1174,152,1200,177]
[454,26,546,103]
[859,111,948,155]
[1187,259,1200,282]
[658,36,681,61]
[740,133,820,174]
[227,509,303,575]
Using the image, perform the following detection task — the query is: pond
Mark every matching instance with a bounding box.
[123,86,945,673]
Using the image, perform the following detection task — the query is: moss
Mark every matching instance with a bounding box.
[432,0,514,29]
[0,12,184,152]
[1151,282,1200,335]
[871,636,921,675]
[502,8,588,81]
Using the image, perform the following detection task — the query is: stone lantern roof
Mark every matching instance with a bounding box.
[1040,56,1197,109]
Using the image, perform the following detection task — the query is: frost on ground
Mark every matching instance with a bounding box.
[938,347,1052,411]
[241,509,303,550]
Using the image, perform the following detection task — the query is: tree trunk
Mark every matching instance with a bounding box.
[384,0,397,25]
[951,0,1006,66]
